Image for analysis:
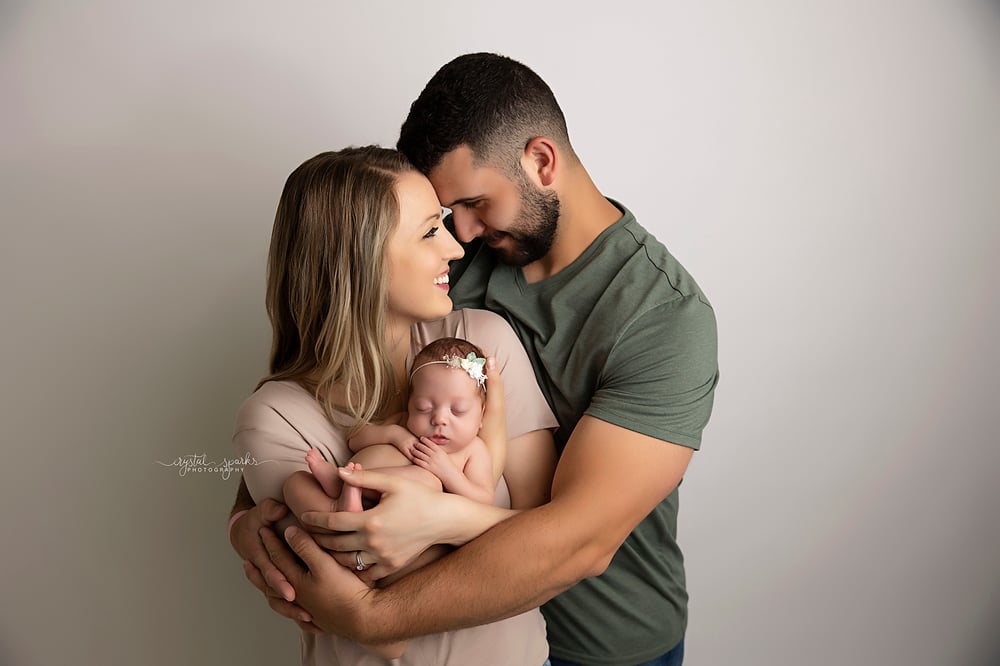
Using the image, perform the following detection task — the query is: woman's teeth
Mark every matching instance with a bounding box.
[433,275,449,285]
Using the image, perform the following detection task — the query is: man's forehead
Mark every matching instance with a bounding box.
[429,146,501,206]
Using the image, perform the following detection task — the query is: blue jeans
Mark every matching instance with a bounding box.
[546,638,684,666]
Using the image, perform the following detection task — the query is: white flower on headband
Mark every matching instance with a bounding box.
[410,352,488,388]
[445,352,487,388]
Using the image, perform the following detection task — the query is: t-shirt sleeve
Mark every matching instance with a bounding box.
[232,397,310,503]
[461,309,559,440]
[586,296,718,450]
[231,386,349,503]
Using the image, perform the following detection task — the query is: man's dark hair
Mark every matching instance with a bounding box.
[397,52,576,175]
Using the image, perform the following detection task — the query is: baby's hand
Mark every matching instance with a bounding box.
[388,426,421,460]
[410,437,457,481]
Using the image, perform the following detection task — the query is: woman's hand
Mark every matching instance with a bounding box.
[298,466,462,581]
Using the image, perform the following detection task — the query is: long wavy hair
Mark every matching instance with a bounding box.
[260,146,414,429]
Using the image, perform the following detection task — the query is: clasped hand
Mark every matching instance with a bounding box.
[232,469,453,633]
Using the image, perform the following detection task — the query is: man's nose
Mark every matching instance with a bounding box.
[451,208,484,243]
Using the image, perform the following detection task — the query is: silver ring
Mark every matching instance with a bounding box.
[355,551,368,571]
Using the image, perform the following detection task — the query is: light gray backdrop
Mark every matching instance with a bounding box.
[2,1,998,665]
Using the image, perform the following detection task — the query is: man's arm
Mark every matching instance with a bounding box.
[266,415,692,642]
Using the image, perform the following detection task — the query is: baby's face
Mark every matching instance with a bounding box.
[406,364,484,452]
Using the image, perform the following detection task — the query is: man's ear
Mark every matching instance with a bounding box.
[520,137,557,187]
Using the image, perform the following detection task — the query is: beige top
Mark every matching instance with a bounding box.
[233,309,557,666]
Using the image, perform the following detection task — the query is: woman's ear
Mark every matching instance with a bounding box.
[520,137,557,188]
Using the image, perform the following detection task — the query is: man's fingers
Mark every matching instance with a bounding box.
[283,526,331,574]
[295,619,324,635]
[242,559,269,595]
[264,594,315,625]
[246,531,295,601]
[239,519,295,602]
[260,564,296,602]
[259,526,306,586]
[257,497,289,523]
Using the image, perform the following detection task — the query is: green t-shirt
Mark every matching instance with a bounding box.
[449,201,719,665]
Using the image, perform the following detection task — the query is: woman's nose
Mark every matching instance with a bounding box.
[442,226,465,261]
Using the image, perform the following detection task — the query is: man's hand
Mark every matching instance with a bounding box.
[261,525,375,640]
[230,499,321,633]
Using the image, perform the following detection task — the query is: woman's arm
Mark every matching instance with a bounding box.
[301,426,556,576]
[499,429,556,510]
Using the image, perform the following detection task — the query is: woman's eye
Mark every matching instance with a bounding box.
[423,226,439,239]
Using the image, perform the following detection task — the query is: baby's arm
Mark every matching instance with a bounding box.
[348,421,418,458]
[411,436,495,505]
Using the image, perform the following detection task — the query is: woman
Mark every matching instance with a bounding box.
[229,146,558,665]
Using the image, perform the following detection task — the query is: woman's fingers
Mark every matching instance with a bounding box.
[299,467,405,532]
[323,549,380,583]
[302,472,448,573]
[310,529,366,553]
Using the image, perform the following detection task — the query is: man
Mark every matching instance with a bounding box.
[232,53,718,665]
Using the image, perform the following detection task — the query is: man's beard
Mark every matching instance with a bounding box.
[488,176,560,267]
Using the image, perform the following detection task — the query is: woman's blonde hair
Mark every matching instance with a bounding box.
[261,146,414,428]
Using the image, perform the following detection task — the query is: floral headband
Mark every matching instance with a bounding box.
[410,352,487,389]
